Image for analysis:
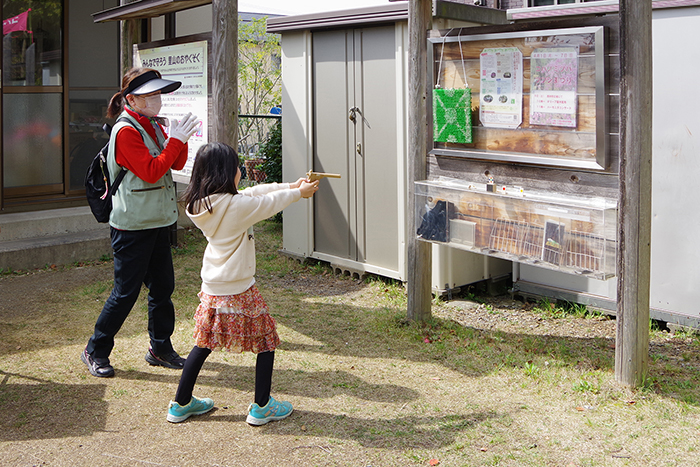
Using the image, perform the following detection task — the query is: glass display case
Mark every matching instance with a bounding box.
[416,178,617,279]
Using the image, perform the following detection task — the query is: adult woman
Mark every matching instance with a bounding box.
[82,68,199,377]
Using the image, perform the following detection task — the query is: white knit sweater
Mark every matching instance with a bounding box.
[187,182,301,296]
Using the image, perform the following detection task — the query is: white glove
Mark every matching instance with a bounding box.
[169,113,200,143]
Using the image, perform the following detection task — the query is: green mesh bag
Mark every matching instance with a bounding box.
[433,88,472,144]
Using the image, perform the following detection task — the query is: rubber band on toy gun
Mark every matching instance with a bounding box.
[306,171,341,182]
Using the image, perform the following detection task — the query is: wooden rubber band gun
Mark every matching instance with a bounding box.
[306,170,341,182]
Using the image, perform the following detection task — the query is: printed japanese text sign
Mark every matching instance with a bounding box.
[529,47,579,128]
[479,48,523,129]
[3,9,31,35]
[134,41,208,183]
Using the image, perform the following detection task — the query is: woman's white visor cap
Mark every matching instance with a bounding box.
[123,70,181,96]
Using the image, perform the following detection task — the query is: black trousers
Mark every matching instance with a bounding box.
[86,226,176,359]
[175,346,275,408]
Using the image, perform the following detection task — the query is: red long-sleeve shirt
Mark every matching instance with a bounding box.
[114,108,188,184]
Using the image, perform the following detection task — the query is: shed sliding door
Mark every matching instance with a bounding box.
[312,26,398,270]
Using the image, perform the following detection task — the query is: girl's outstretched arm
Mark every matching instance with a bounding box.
[242,176,311,197]
[289,177,308,189]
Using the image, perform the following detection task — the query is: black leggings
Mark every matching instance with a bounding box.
[175,346,275,408]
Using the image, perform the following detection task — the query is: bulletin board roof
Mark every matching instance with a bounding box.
[508,0,700,21]
[267,2,506,33]
[92,0,210,23]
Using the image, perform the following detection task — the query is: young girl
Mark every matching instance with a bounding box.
[166,142,319,424]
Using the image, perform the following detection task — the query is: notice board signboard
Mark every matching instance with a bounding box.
[428,26,607,171]
[134,39,209,184]
[479,47,523,129]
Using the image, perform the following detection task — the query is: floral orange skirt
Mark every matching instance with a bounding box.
[193,285,280,353]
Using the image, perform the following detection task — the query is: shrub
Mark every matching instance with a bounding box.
[259,119,283,222]
[260,119,282,184]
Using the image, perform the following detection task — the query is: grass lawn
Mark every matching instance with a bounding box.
[0,220,699,466]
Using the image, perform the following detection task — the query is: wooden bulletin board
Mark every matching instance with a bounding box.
[429,25,608,171]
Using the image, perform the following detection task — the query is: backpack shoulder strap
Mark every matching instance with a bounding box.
[116,116,148,140]
[110,165,128,195]
[115,115,160,149]
[108,116,148,196]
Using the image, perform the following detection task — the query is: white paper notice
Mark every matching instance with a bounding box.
[529,47,579,128]
[479,47,523,129]
[135,40,208,183]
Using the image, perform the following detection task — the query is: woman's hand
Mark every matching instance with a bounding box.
[169,113,200,143]
[299,180,320,198]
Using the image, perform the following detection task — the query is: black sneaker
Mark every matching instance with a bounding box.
[145,348,186,369]
[81,348,115,377]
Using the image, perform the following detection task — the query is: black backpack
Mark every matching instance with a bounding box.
[84,117,143,223]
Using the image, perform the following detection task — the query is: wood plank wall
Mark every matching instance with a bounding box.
[427,16,620,199]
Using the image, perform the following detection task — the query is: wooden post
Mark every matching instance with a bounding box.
[212,0,238,147]
[120,18,142,76]
[615,0,653,387]
[407,0,433,322]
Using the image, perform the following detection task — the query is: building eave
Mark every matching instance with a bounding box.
[267,1,507,33]
[93,0,210,23]
[508,0,700,21]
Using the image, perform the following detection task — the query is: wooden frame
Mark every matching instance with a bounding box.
[428,25,608,171]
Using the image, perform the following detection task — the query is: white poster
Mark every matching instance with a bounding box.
[134,40,208,183]
[479,47,523,129]
[529,47,579,128]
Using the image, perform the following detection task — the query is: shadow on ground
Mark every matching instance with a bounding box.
[208,409,500,449]
[0,370,108,441]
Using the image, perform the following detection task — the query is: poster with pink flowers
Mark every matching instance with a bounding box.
[529,47,579,128]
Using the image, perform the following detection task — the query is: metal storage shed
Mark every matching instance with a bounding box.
[268,2,512,293]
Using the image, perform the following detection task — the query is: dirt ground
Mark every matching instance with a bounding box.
[1,234,699,467]
[0,261,619,348]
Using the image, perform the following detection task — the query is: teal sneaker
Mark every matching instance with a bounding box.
[167,396,214,423]
[246,396,293,426]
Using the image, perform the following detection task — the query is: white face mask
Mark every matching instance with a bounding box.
[133,94,162,117]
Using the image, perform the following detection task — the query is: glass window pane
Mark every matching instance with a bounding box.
[67,0,119,192]
[532,0,555,5]
[69,0,118,88]
[68,90,113,191]
[3,1,63,86]
[3,93,63,188]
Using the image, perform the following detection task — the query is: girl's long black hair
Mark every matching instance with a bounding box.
[182,142,240,214]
